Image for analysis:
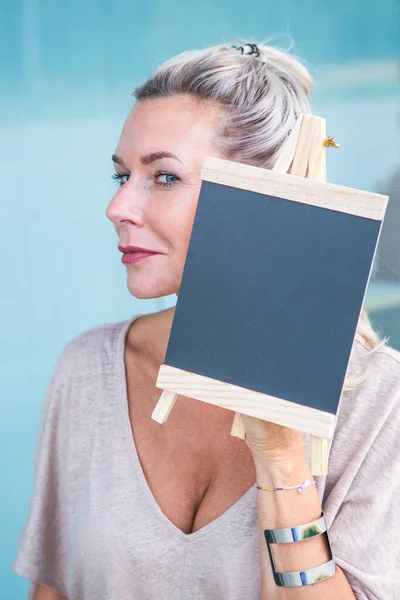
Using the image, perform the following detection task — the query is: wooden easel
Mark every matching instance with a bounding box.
[151,114,340,476]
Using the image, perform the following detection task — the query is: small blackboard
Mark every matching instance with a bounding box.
[164,166,385,418]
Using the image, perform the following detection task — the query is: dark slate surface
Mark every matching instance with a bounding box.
[165,181,381,415]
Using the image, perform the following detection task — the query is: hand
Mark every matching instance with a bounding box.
[241,413,305,467]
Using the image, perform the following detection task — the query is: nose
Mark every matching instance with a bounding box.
[106,184,144,227]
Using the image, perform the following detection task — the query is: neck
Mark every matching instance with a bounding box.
[128,306,176,366]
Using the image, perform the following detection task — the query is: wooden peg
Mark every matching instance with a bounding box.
[290,115,319,178]
[272,114,304,175]
[310,436,328,476]
[231,411,246,439]
[151,390,178,423]
[307,118,327,182]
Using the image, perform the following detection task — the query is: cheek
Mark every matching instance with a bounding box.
[162,192,199,248]
[176,202,198,253]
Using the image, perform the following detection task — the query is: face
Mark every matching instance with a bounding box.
[106,95,224,299]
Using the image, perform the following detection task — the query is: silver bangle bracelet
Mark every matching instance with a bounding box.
[264,511,336,587]
[265,512,328,544]
[269,559,336,587]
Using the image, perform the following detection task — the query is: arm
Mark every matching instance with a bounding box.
[13,342,75,597]
[32,583,68,600]
[241,416,357,599]
[253,450,356,599]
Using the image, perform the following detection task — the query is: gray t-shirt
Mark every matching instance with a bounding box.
[13,314,400,600]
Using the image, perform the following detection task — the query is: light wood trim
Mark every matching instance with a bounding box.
[156,364,335,439]
[306,118,327,182]
[290,115,320,178]
[151,390,178,424]
[272,113,304,174]
[231,411,246,438]
[310,436,328,476]
[201,156,387,220]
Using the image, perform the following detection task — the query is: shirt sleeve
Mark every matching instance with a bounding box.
[324,347,400,600]
[13,345,73,598]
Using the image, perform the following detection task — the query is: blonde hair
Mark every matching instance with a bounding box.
[134,41,387,389]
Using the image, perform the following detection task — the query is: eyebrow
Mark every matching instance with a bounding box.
[111,151,183,167]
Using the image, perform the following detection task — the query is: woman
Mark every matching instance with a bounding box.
[14,41,400,600]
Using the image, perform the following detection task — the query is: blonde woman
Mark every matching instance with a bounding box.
[14,42,400,600]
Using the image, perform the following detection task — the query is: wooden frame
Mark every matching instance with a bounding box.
[201,157,385,220]
[153,364,335,439]
[150,114,386,476]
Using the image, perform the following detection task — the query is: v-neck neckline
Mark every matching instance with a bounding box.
[116,314,257,543]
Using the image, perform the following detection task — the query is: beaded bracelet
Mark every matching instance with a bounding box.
[256,478,316,494]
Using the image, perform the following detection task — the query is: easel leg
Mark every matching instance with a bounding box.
[151,390,178,424]
[231,412,246,439]
[310,436,328,476]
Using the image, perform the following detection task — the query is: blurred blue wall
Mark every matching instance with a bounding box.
[1,1,399,596]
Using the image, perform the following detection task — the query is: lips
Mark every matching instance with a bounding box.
[118,245,158,254]
[118,244,161,265]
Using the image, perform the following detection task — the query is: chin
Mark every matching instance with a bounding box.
[126,275,179,300]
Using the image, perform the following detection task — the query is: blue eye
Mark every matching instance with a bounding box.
[155,172,179,188]
[111,171,180,189]
[112,173,129,186]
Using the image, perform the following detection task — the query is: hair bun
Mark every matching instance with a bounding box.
[257,44,312,96]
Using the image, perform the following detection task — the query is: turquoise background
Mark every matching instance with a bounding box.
[1,1,399,596]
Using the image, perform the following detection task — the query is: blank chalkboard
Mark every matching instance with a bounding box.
[165,180,382,416]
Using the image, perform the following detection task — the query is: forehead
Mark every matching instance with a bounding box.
[116,95,221,160]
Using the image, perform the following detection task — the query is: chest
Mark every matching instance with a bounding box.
[125,352,256,535]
